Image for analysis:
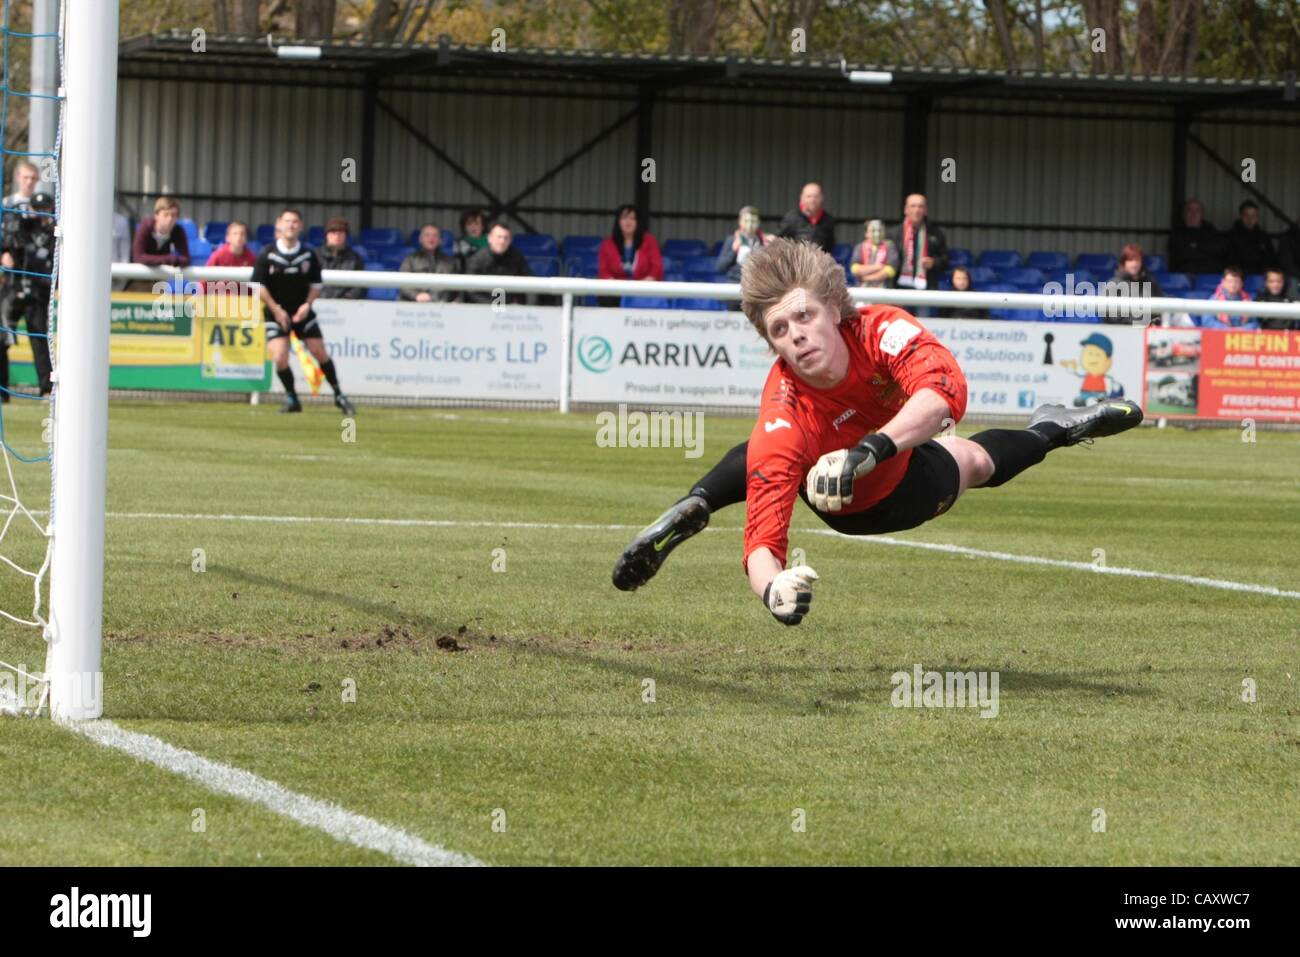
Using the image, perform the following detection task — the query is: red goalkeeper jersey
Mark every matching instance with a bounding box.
[743,305,967,568]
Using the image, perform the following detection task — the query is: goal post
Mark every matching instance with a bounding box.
[45,0,118,720]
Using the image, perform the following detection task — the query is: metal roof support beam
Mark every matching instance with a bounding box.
[361,71,378,231]
[635,83,655,227]
[901,94,932,201]
[375,96,538,234]
[1186,129,1296,230]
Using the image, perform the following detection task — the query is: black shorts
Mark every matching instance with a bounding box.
[800,440,961,536]
[265,310,321,342]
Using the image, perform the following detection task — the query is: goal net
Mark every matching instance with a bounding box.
[0,0,115,719]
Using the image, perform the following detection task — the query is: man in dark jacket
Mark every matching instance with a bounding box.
[1226,201,1276,276]
[400,224,460,302]
[1169,199,1224,275]
[888,193,949,289]
[315,217,366,299]
[1255,268,1298,330]
[465,223,534,304]
[777,183,835,252]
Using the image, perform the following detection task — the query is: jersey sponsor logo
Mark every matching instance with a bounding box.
[764,417,792,432]
[831,408,857,430]
[878,318,922,356]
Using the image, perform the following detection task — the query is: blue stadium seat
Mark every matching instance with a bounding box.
[306,226,326,247]
[710,240,723,257]
[1153,271,1190,291]
[620,296,671,309]
[966,266,997,285]
[661,239,708,259]
[562,235,602,256]
[948,248,973,267]
[682,255,719,277]
[379,248,409,269]
[997,267,1045,287]
[978,249,1022,269]
[246,240,262,255]
[1244,274,1267,295]
[527,256,559,278]
[360,227,402,247]
[1143,254,1166,273]
[189,239,212,262]
[511,233,559,257]
[177,218,199,243]
[565,251,598,277]
[1026,251,1069,271]
[364,261,385,271]
[1046,268,1096,287]
[1194,273,1222,290]
[1075,253,1117,273]
[368,285,399,301]
[675,298,725,311]
[203,221,229,245]
[350,244,369,261]
[663,271,686,284]
[831,244,854,266]
[255,224,277,245]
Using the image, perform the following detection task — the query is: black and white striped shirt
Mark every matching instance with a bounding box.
[251,240,322,313]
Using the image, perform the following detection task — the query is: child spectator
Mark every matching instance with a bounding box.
[715,205,769,283]
[1201,267,1258,330]
[849,219,898,288]
[945,266,984,319]
[454,209,487,267]
[1254,268,1298,330]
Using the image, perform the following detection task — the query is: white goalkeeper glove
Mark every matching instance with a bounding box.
[805,433,897,512]
[762,565,819,626]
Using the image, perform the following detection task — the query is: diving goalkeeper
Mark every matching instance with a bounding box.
[612,239,1142,625]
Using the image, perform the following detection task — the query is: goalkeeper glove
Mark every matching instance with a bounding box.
[762,565,819,626]
[805,432,897,512]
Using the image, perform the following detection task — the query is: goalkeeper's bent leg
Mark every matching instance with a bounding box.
[685,440,748,511]
[612,441,748,591]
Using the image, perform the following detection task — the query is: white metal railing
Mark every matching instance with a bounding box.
[109,263,1300,415]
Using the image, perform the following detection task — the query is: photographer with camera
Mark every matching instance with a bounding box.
[0,190,56,398]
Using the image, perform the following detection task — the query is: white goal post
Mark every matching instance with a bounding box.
[44,0,118,720]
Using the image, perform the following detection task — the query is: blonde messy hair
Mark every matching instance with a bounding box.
[740,238,856,341]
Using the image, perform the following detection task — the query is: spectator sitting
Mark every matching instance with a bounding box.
[1169,198,1224,275]
[1110,242,1164,298]
[598,204,663,282]
[132,195,190,267]
[597,204,663,307]
[200,220,256,298]
[849,219,898,288]
[400,224,460,303]
[1201,267,1258,330]
[945,266,984,319]
[454,209,488,267]
[715,205,768,283]
[466,222,533,304]
[1226,201,1276,277]
[315,218,366,299]
[1254,268,1298,330]
[778,182,835,252]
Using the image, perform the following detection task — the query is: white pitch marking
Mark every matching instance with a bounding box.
[65,719,483,867]
[100,511,1300,601]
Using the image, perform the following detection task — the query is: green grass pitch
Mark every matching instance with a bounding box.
[0,399,1297,865]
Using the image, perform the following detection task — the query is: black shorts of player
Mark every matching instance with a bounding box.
[264,311,322,342]
[798,440,961,536]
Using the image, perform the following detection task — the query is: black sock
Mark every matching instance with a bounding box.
[277,366,297,398]
[969,428,1052,488]
[1027,420,1068,448]
[319,358,341,393]
[686,440,748,512]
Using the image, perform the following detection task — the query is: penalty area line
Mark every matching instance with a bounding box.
[101,510,1300,602]
[63,719,484,867]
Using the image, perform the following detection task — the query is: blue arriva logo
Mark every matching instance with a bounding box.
[577,335,613,373]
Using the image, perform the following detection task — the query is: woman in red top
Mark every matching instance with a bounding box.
[596,205,663,306]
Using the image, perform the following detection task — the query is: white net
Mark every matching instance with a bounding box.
[0,0,62,716]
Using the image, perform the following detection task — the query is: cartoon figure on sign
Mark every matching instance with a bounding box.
[1059,332,1125,407]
